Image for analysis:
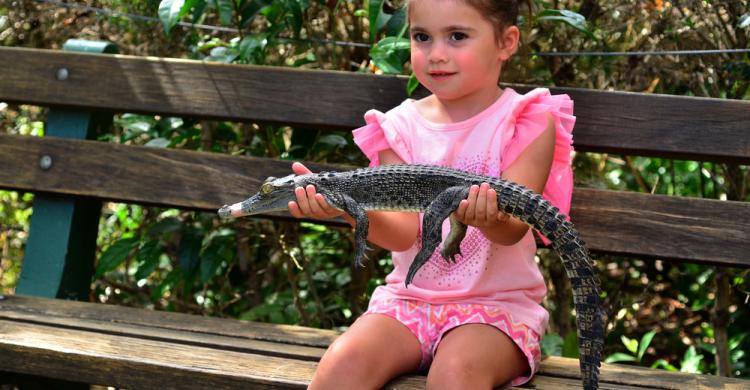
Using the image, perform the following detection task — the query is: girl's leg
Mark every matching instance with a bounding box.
[425,324,528,390]
[308,313,422,390]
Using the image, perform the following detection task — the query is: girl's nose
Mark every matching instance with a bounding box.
[428,41,449,63]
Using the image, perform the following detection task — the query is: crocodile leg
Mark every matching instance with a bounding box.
[441,215,466,263]
[326,193,369,267]
[406,186,469,286]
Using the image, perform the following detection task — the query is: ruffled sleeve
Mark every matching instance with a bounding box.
[352,108,413,166]
[500,88,576,244]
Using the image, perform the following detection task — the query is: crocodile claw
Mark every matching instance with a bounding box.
[440,243,462,263]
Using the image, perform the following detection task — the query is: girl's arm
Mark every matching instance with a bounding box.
[359,150,420,251]
[288,150,419,252]
[454,112,556,246]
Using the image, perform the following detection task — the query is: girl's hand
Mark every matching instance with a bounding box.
[454,183,510,228]
[288,162,345,220]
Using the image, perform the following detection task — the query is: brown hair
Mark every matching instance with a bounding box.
[408,0,531,37]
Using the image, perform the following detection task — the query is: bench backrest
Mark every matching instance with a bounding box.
[1,46,748,292]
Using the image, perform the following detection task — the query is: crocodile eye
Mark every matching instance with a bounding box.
[260,183,274,194]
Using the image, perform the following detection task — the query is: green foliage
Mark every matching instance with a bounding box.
[739,13,750,29]
[536,9,594,39]
[96,236,140,278]
[541,330,581,358]
[605,330,656,364]
[369,36,410,74]
[652,346,705,374]
[0,190,32,294]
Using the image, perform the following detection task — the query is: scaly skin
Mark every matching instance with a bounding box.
[219,164,604,389]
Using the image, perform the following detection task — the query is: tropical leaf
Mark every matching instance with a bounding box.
[407,72,420,96]
[537,9,595,39]
[135,239,162,280]
[605,352,638,364]
[739,13,750,29]
[158,0,185,34]
[369,36,410,74]
[368,0,390,41]
[95,237,139,278]
[622,335,639,354]
[637,330,657,361]
[159,0,201,34]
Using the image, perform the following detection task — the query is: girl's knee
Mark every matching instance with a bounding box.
[310,336,384,389]
[426,355,490,389]
[318,337,373,375]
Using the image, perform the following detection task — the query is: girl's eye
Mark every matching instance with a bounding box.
[412,32,430,42]
[449,32,468,41]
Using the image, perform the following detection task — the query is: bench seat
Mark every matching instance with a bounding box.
[1,295,746,389]
[1,45,749,389]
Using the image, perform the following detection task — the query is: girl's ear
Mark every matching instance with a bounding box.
[498,25,520,61]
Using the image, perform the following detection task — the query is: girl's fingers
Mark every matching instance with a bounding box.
[294,186,311,215]
[305,185,323,215]
[307,186,342,218]
[292,162,312,176]
[314,193,329,209]
[315,194,338,216]
[291,183,340,219]
[475,183,489,222]
[288,201,303,218]
[455,199,469,221]
[486,187,499,221]
[464,185,479,220]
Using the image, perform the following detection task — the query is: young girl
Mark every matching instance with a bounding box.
[289,0,575,388]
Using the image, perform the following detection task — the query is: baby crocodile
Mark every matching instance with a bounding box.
[219,164,604,390]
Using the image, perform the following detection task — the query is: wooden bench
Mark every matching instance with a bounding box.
[1,42,749,389]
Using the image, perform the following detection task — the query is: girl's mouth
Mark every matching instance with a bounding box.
[429,71,457,80]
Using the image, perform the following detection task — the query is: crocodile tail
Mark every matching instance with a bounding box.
[495,183,603,389]
[552,227,604,390]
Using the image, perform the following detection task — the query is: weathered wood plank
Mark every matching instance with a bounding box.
[0,294,337,350]
[0,133,342,215]
[1,47,749,163]
[0,321,680,390]
[548,86,750,164]
[0,46,406,133]
[0,308,327,362]
[0,319,323,390]
[540,355,750,390]
[1,134,748,267]
[0,296,748,389]
[570,189,750,267]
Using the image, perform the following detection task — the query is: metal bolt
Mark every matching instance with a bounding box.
[56,67,69,81]
[39,155,53,170]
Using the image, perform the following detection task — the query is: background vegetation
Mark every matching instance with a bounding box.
[1,0,749,379]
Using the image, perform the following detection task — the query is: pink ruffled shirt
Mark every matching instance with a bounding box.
[351,87,576,336]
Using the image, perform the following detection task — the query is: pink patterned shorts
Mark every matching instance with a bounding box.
[362,298,542,386]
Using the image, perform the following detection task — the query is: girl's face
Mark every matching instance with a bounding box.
[409,0,518,102]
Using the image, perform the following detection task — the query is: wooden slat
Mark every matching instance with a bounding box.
[548,86,750,164]
[0,306,327,362]
[1,47,749,163]
[0,294,337,350]
[2,295,749,389]
[0,319,326,390]
[1,134,748,267]
[0,319,738,390]
[0,133,336,214]
[0,46,406,132]
[570,189,750,267]
[539,355,750,390]
[0,319,655,390]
